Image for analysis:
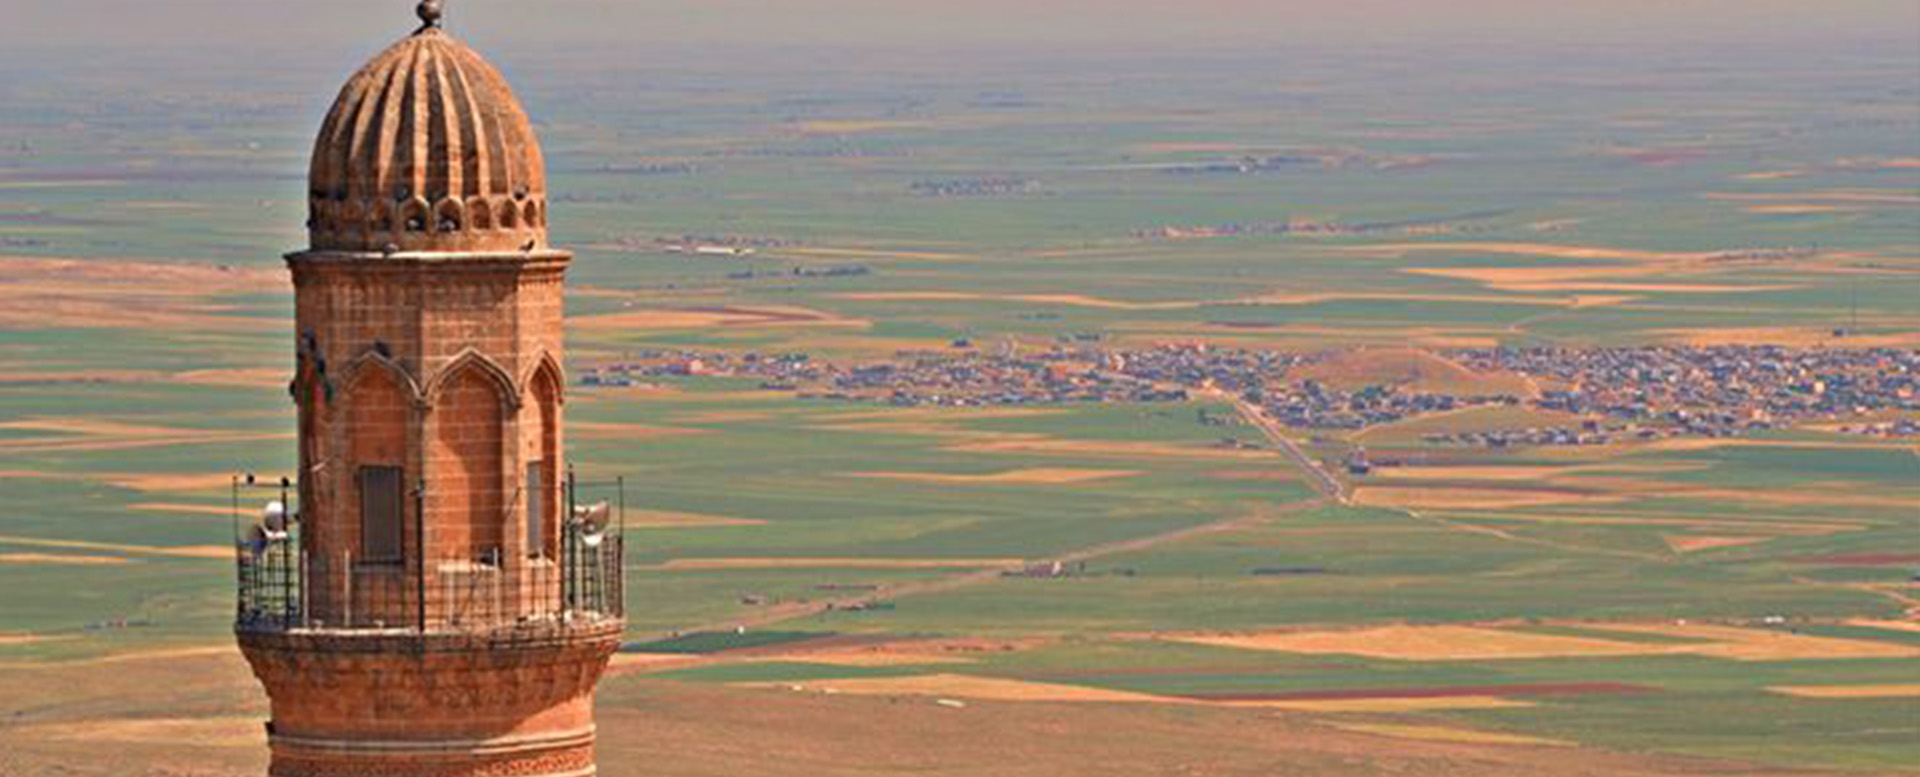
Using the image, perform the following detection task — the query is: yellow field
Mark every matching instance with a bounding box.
[1444,511,1861,536]
[1361,466,1564,481]
[1661,535,1771,553]
[1767,684,1920,699]
[1745,204,1861,215]
[743,673,1170,704]
[0,633,73,646]
[129,502,234,517]
[1847,619,1920,634]
[0,256,283,330]
[1358,242,1732,262]
[832,290,1199,310]
[669,410,774,423]
[1236,695,1534,713]
[1595,623,1920,661]
[0,552,133,566]
[0,417,290,455]
[0,535,231,560]
[1705,189,1920,205]
[790,652,979,667]
[1174,622,1920,662]
[647,557,1024,570]
[849,468,1141,485]
[606,653,710,673]
[569,305,868,331]
[169,368,288,389]
[1329,722,1569,747]
[949,438,1272,461]
[102,473,240,493]
[1178,625,1657,660]
[567,421,707,441]
[1352,486,1625,510]
[1652,326,1920,348]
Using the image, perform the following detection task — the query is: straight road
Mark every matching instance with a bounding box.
[1204,387,1349,502]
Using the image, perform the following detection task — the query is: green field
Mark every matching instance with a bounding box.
[1,31,1917,776]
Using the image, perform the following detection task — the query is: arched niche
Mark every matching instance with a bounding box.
[524,359,563,559]
[426,358,512,563]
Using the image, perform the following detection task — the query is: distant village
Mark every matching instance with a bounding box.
[581,344,1920,447]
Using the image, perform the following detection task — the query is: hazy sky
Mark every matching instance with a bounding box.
[5,0,1916,54]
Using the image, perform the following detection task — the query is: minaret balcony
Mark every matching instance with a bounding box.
[232,475,627,643]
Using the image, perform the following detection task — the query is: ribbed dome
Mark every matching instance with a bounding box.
[306,28,548,254]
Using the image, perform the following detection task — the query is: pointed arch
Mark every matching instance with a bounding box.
[340,350,425,407]
[524,356,563,560]
[523,352,566,406]
[428,362,508,562]
[425,349,520,412]
[344,356,412,566]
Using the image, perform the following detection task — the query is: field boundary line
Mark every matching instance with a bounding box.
[649,497,1326,642]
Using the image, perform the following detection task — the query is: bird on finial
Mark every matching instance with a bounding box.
[416,0,445,33]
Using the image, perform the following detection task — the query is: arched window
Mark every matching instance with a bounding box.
[347,367,408,565]
[499,198,520,230]
[467,197,493,230]
[401,198,431,233]
[526,363,562,559]
[434,199,464,233]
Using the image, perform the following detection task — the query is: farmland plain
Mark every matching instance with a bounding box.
[1,33,1917,776]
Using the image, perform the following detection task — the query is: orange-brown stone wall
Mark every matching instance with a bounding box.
[427,367,507,560]
[241,627,618,777]
[287,253,569,629]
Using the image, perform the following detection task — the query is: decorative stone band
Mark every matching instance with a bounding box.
[270,726,595,777]
[286,249,574,271]
[273,725,593,756]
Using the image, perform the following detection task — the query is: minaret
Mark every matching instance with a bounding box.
[235,4,624,776]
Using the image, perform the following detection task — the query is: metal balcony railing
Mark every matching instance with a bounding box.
[234,475,627,637]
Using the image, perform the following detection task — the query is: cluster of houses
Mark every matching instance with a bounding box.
[1837,419,1920,437]
[1458,346,1919,428]
[580,344,1919,446]
[1252,383,1515,431]
[1136,218,1469,241]
[1420,420,1657,449]
[725,265,870,281]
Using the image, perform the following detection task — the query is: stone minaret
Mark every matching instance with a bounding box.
[236,7,623,776]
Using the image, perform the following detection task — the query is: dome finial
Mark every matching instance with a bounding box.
[416,0,445,33]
